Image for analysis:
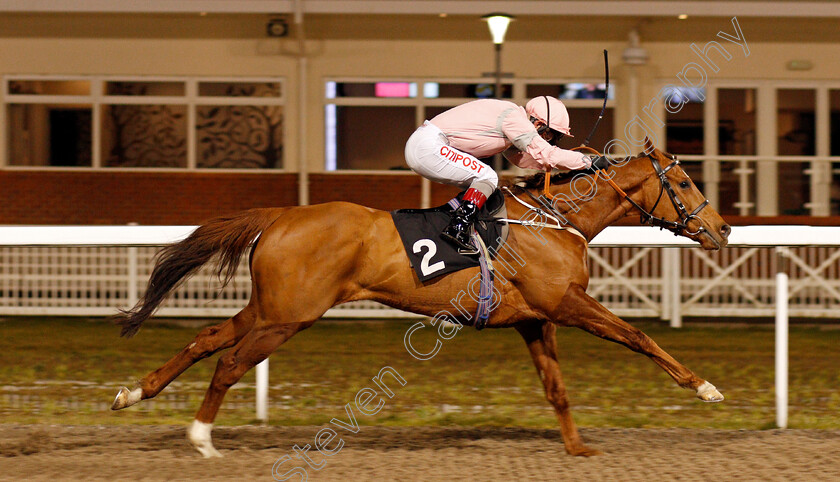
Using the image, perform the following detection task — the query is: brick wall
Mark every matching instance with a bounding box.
[309,173,422,211]
[9,170,830,226]
[429,182,463,207]
[0,171,298,225]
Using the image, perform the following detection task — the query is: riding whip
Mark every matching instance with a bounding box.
[582,49,609,148]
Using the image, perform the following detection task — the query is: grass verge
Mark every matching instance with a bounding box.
[1,317,838,429]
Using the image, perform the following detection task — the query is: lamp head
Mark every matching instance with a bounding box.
[482,13,514,44]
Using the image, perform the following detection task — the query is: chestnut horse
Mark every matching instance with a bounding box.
[111,141,730,458]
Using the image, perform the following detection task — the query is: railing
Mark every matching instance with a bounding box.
[2,226,839,324]
[3,224,840,427]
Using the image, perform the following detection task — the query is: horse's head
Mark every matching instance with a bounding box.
[630,140,730,250]
[510,141,730,250]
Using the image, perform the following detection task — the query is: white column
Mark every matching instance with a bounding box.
[91,79,102,168]
[627,67,639,125]
[810,88,830,216]
[296,1,309,206]
[775,247,789,429]
[297,57,309,206]
[756,86,778,216]
[418,92,431,209]
[186,80,197,170]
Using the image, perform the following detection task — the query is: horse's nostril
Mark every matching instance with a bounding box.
[720,224,731,238]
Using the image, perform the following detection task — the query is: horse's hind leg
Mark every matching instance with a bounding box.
[111,307,257,410]
[556,283,723,402]
[187,320,314,458]
[516,322,601,457]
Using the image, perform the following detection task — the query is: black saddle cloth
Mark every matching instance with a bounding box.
[390,190,506,282]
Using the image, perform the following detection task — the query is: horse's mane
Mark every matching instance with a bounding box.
[502,152,645,194]
[502,168,590,194]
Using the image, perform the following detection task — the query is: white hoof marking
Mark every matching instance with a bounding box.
[696,381,724,402]
[111,387,142,410]
[188,420,222,458]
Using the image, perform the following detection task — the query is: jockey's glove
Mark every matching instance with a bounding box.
[588,155,612,171]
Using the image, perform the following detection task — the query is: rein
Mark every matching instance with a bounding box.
[541,151,711,237]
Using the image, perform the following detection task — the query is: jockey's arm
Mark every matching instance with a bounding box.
[519,136,591,171]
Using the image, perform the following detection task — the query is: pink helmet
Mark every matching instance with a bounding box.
[525,96,573,137]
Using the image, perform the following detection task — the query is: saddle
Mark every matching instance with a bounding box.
[390,189,508,283]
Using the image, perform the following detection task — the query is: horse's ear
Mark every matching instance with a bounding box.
[643,136,657,155]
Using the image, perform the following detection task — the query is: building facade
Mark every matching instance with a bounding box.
[2,1,840,225]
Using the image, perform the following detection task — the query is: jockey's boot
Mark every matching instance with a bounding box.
[442,188,486,255]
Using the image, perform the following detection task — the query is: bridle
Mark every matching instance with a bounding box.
[631,155,710,237]
[542,152,711,237]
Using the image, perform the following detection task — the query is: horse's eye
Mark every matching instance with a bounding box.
[679,180,690,189]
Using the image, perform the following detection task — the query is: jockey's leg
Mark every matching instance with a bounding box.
[405,123,499,253]
[442,180,495,254]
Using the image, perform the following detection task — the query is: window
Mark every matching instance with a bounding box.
[526,83,613,101]
[717,88,757,216]
[665,86,705,155]
[777,88,815,215]
[6,79,93,167]
[330,105,414,170]
[829,89,840,215]
[325,79,613,171]
[4,76,285,170]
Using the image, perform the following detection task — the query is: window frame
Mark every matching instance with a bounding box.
[658,79,840,217]
[2,75,287,172]
[323,76,615,173]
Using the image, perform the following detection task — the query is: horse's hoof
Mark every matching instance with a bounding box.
[696,381,724,402]
[188,420,223,458]
[194,443,223,458]
[567,445,603,457]
[111,387,142,410]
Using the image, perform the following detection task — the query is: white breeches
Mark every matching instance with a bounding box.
[405,121,499,198]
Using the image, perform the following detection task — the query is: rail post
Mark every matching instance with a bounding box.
[256,359,269,423]
[661,247,671,323]
[775,247,789,428]
[127,223,139,309]
[663,247,682,328]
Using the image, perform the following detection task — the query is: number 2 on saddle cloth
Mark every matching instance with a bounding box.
[390,190,507,283]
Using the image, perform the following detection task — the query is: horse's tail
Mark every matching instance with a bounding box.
[114,208,281,338]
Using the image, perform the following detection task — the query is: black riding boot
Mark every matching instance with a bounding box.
[442,200,479,255]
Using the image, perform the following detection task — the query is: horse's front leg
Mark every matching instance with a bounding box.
[556,283,723,402]
[515,321,602,456]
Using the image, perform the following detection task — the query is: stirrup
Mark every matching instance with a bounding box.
[441,230,479,256]
[457,245,480,256]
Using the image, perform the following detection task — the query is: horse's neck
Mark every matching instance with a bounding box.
[561,191,630,241]
[547,164,652,241]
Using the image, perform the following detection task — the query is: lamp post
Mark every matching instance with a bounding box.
[482,13,514,99]
[483,13,513,171]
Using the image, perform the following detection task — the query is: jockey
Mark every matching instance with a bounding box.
[405,96,598,254]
